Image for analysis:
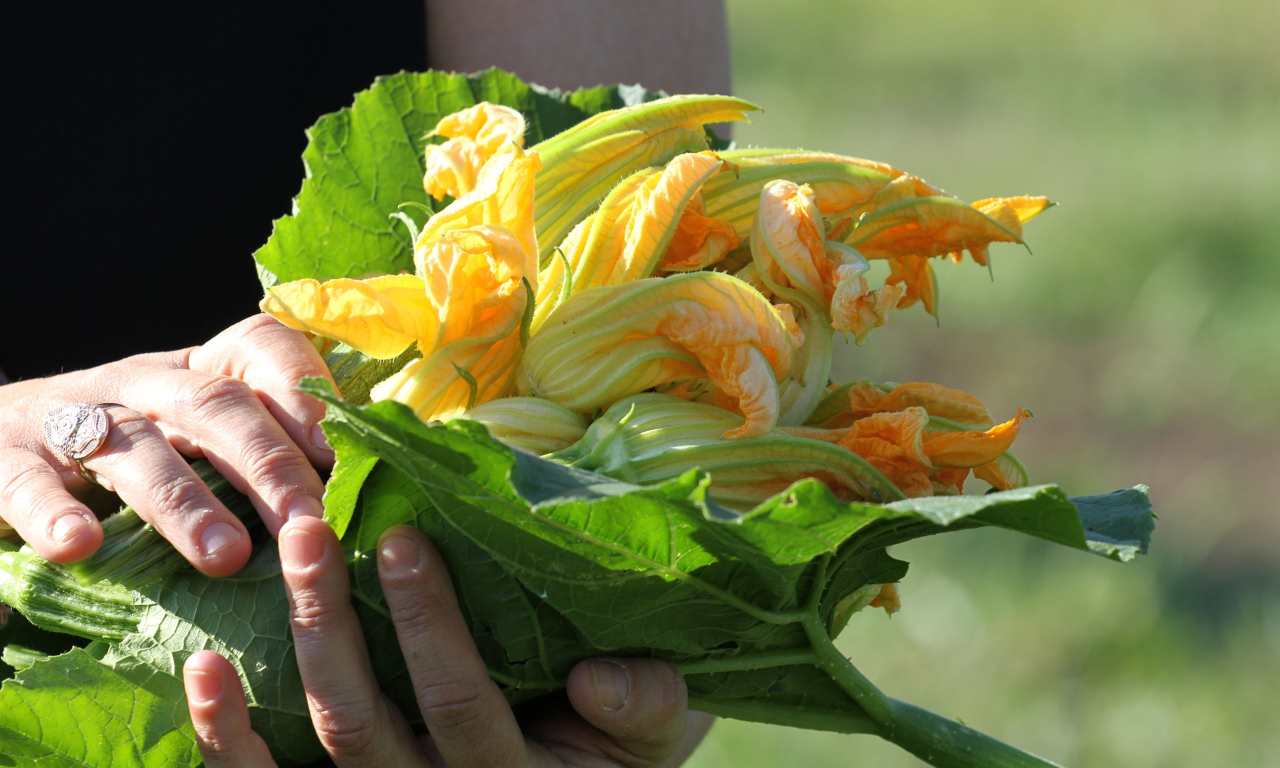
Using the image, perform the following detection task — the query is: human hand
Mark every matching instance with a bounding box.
[0,314,335,575]
[183,517,712,767]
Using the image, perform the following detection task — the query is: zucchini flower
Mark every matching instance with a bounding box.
[848,185,1053,267]
[791,383,1031,495]
[700,149,944,240]
[533,152,725,331]
[753,180,904,340]
[461,396,587,455]
[423,102,526,199]
[370,227,532,418]
[264,225,533,421]
[550,394,903,508]
[842,182,1054,315]
[418,141,540,281]
[263,133,540,420]
[518,272,802,438]
[530,94,757,263]
[849,381,992,427]
[748,180,904,424]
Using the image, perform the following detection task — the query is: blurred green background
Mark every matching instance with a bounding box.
[691,1,1280,766]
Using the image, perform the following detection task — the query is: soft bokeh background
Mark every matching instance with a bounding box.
[690,2,1280,766]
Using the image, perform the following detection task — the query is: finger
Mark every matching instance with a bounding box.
[279,517,425,767]
[565,659,690,764]
[82,406,251,576]
[377,526,527,768]
[189,314,337,468]
[120,368,325,535]
[184,651,277,768]
[0,447,102,562]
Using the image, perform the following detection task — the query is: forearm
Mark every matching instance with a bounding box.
[425,0,730,94]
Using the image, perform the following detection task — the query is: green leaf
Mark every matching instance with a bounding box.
[253,68,663,289]
[121,547,323,765]
[0,389,1153,767]
[0,648,201,767]
[301,379,1153,760]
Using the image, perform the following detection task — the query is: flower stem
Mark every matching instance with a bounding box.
[801,611,1061,767]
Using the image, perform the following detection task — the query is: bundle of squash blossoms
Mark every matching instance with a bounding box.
[0,81,1153,768]
[260,95,1049,513]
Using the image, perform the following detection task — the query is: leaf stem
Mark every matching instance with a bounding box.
[801,612,1061,767]
[677,649,817,676]
[801,612,893,724]
[688,696,878,735]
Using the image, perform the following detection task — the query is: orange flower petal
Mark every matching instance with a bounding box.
[974,461,1011,490]
[850,382,992,425]
[831,268,904,342]
[423,103,526,199]
[850,193,1036,270]
[868,583,902,615]
[923,409,1030,468]
[842,407,931,466]
[372,226,532,421]
[260,274,437,360]
[658,195,740,271]
[418,142,540,284]
[885,254,938,315]
[931,467,970,495]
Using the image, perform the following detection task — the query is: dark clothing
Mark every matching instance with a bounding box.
[6,4,426,380]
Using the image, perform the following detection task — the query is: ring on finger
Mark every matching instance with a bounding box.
[42,402,124,484]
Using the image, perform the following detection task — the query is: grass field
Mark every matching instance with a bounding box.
[689,2,1280,765]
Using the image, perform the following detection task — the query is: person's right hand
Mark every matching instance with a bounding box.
[0,314,335,576]
[183,519,711,767]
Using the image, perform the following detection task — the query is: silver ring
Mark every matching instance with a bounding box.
[42,403,116,481]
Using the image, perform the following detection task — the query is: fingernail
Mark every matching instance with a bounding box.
[185,667,222,706]
[279,523,327,569]
[286,496,323,521]
[200,521,242,559]
[589,659,631,712]
[50,512,90,545]
[378,532,423,579]
[311,424,333,456]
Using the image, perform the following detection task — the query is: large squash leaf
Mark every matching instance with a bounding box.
[253,68,661,288]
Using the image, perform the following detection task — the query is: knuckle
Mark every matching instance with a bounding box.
[192,723,238,756]
[288,590,342,634]
[416,678,488,732]
[386,597,436,641]
[148,473,209,516]
[310,700,380,758]
[0,460,46,505]
[185,377,255,419]
[241,438,310,485]
[277,360,327,391]
[240,313,283,337]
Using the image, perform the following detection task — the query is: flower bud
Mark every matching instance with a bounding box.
[461,396,587,455]
[552,394,904,508]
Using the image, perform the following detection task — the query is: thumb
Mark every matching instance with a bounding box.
[566,658,690,764]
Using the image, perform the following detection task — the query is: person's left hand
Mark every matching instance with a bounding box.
[182,517,713,767]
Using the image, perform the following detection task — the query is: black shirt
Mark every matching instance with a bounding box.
[5,4,426,380]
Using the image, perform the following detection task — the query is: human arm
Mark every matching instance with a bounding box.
[425,0,731,95]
